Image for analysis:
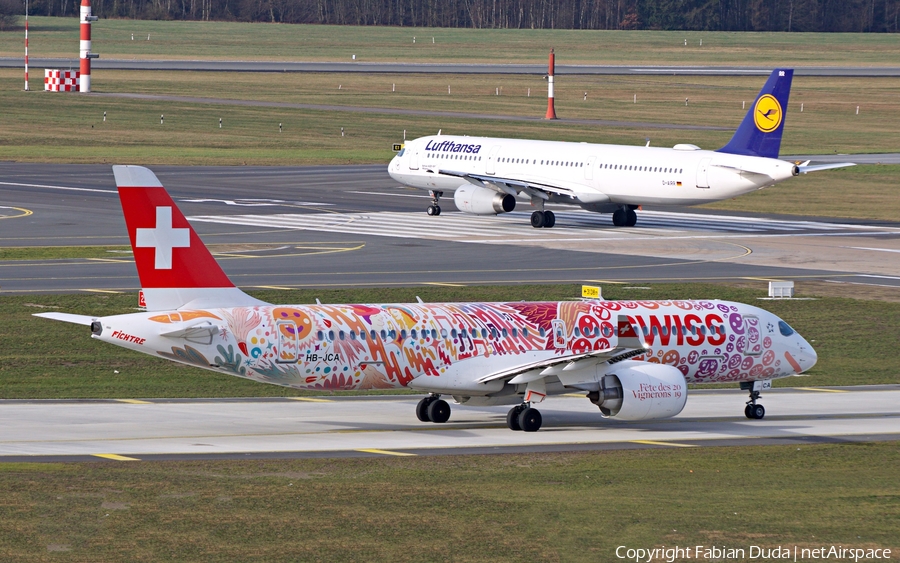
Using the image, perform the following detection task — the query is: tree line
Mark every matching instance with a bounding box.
[11,0,900,32]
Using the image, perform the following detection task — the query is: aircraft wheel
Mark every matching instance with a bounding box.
[416,397,434,422]
[518,407,543,432]
[531,211,545,228]
[506,405,525,431]
[744,404,753,419]
[434,205,441,216]
[612,208,626,227]
[543,210,556,228]
[426,205,437,216]
[625,208,637,227]
[750,404,765,420]
[427,399,451,423]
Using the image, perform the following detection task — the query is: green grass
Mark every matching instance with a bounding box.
[0,246,132,260]
[6,18,900,65]
[2,283,898,399]
[0,443,897,561]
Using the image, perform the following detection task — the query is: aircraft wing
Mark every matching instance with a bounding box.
[474,345,648,385]
[33,312,95,326]
[437,169,577,200]
[797,162,856,174]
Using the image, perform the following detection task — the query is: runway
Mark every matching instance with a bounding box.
[2,162,899,293]
[5,58,900,76]
[1,386,897,462]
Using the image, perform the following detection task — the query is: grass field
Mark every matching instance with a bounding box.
[2,66,899,219]
[4,18,900,66]
[2,283,897,399]
[1,443,897,561]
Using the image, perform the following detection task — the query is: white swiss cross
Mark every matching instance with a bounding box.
[135,206,190,270]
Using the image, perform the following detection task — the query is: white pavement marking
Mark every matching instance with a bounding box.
[0,181,116,194]
[188,209,899,244]
[0,389,897,456]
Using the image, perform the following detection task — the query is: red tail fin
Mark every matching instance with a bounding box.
[114,166,265,311]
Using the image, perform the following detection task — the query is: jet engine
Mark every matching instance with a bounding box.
[454,185,516,215]
[587,361,687,421]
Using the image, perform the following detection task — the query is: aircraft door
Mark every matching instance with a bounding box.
[551,319,567,349]
[485,145,501,175]
[585,156,596,180]
[738,315,762,356]
[696,158,711,188]
[409,147,420,170]
[276,320,299,363]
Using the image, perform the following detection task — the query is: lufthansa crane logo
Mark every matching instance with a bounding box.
[754,94,782,133]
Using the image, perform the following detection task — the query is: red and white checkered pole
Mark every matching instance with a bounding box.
[545,48,557,120]
[79,0,93,92]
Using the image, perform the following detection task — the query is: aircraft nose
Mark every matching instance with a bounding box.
[794,335,818,372]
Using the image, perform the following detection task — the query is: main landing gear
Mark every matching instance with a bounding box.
[426,190,443,216]
[612,206,637,227]
[416,394,451,423]
[741,381,767,420]
[506,403,543,432]
[530,210,556,229]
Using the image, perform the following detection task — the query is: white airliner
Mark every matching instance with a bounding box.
[388,68,854,228]
[36,166,817,431]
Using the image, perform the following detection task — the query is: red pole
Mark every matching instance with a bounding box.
[545,48,557,120]
[79,0,92,92]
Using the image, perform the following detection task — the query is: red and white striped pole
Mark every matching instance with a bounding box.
[545,48,557,120]
[24,0,28,91]
[79,0,94,92]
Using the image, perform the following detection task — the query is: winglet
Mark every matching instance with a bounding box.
[717,69,793,159]
[114,165,267,311]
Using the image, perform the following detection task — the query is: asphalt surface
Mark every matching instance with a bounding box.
[6,58,900,76]
[1,386,897,462]
[4,161,900,294]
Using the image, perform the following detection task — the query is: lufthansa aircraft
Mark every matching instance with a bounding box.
[36,166,817,431]
[388,69,853,228]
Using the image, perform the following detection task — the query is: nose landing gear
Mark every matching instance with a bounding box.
[741,380,770,420]
[426,190,443,216]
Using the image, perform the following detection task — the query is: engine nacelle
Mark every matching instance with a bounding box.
[454,185,516,215]
[588,361,687,421]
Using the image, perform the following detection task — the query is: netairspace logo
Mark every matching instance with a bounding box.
[615,545,892,562]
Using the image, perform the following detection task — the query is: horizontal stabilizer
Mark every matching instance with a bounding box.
[798,162,856,174]
[33,312,95,326]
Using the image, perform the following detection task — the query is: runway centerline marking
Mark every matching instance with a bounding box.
[93,453,140,461]
[356,448,417,457]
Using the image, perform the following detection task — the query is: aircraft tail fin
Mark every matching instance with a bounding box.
[717,69,793,159]
[113,165,267,311]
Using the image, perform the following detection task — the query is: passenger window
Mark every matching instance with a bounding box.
[317,330,324,341]
[441,328,448,338]
[360,331,367,341]
[350,330,356,340]
[502,328,508,338]
[389,329,397,340]
[512,328,518,338]
[379,329,386,340]
[431,329,437,338]
[411,329,418,339]
[370,330,377,340]
[523,328,529,337]
[339,330,345,340]
[481,328,488,338]
[451,328,457,338]
[574,327,581,337]
[401,329,407,339]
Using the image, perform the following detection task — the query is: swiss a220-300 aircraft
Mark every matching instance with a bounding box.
[37,166,817,431]
[389,68,854,228]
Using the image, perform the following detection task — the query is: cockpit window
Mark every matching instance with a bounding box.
[397,149,405,157]
[778,320,795,337]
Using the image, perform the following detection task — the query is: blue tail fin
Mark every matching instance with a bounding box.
[717,69,793,159]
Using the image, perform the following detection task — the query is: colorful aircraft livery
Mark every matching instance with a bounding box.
[36,166,818,432]
[389,69,854,228]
